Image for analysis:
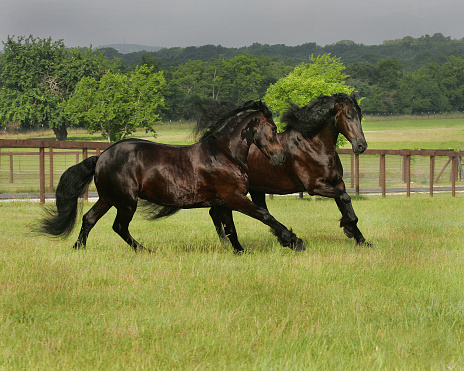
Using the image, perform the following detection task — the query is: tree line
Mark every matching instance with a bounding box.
[1,34,464,141]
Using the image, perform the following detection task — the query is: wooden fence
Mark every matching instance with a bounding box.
[0,139,111,203]
[0,139,463,203]
[337,148,463,197]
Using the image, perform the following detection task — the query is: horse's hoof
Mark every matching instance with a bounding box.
[233,249,245,255]
[358,240,372,247]
[73,241,85,250]
[292,238,306,252]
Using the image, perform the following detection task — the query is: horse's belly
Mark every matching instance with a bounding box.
[140,172,222,208]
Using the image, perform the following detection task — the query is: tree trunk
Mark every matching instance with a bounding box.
[53,124,68,141]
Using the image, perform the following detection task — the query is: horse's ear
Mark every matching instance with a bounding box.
[350,91,356,100]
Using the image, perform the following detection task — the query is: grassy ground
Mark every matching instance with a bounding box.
[0,122,196,145]
[0,195,463,369]
[345,115,464,150]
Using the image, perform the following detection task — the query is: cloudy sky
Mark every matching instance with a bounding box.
[1,0,463,49]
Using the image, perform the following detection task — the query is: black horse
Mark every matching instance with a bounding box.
[38,100,305,252]
[194,93,368,252]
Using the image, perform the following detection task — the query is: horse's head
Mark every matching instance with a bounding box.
[334,92,368,154]
[246,101,285,167]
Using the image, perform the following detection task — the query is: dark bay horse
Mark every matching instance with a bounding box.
[38,100,305,252]
[202,93,368,251]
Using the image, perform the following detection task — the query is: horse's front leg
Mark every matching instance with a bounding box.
[334,192,367,245]
[225,195,305,251]
[316,182,367,245]
[312,182,367,245]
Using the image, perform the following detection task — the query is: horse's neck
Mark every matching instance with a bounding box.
[295,123,339,153]
[227,117,255,166]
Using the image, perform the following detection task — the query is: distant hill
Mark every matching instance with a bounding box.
[97,44,162,54]
[98,33,464,71]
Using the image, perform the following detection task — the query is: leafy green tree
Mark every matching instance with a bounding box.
[162,60,208,120]
[64,65,165,142]
[264,54,353,114]
[397,65,451,114]
[209,53,265,102]
[346,58,403,114]
[440,56,464,111]
[0,35,116,140]
[162,53,289,120]
[375,58,404,90]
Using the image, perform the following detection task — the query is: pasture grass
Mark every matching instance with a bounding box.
[1,195,463,369]
[1,122,196,145]
[355,116,464,150]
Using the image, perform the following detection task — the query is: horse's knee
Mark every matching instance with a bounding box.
[340,192,351,204]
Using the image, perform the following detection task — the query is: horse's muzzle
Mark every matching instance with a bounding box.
[352,139,368,154]
[269,152,286,167]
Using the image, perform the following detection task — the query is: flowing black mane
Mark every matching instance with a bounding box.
[194,100,272,141]
[280,93,360,137]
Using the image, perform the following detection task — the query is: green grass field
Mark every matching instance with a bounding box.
[348,115,464,150]
[0,195,463,369]
[1,115,464,369]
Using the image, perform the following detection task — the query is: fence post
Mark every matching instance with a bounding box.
[404,154,411,197]
[355,153,360,195]
[380,154,386,197]
[49,147,54,192]
[83,148,88,201]
[429,156,435,197]
[350,154,354,189]
[9,154,14,183]
[39,147,46,204]
[452,155,457,197]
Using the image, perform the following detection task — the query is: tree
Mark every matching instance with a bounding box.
[264,54,353,114]
[0,35,116,140]
[64,65,165,142]
[397,65,451,114]
[161,53,290,121]
[345,58,404,114]
[376,58,404,90]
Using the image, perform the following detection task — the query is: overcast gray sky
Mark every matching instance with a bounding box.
[1,0,463,49]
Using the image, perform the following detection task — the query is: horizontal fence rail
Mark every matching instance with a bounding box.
[0,139,463,203]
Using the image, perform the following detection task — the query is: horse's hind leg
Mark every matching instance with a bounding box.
[209,206,244,254]
[112,203,146,252]
[335,192,367,245]
[250,190,268,210]
[74,198,111,249]
[209,207,228,242]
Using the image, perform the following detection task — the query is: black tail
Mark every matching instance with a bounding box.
[139,200,181,221]
[38,156,99,237]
